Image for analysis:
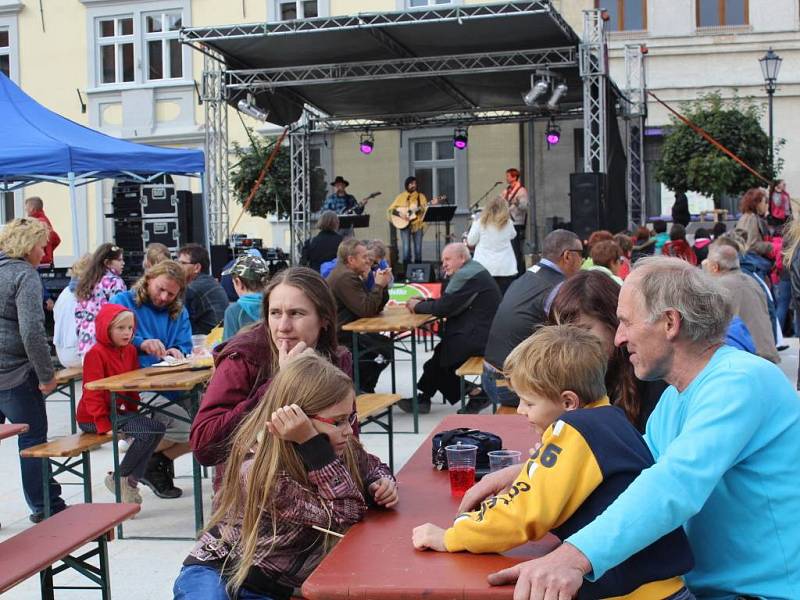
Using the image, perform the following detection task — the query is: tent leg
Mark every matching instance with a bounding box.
[68,172,81,257]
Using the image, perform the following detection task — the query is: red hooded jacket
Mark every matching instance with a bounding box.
[29,208,61,266]
[76,303,141,433]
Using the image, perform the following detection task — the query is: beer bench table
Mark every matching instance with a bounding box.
[0,423,29,440]
[0,503,139,599]
[84,362,213,539]
[21,433,111,518]
[47,367,84,434]
[356,393,401,472]
[343,307,436,434]
[303,414,558,599]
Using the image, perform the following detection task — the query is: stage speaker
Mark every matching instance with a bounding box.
[405,262,436,283]
[569,172,606,242]
[210,245,232,278]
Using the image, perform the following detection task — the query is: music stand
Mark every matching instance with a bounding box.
[338,214,370,237]
[424,204,457,259]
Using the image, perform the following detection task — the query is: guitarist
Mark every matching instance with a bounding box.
[388,176,439,263]
[322,176,368,215]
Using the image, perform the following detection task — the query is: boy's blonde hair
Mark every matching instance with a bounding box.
[503,324,608,405]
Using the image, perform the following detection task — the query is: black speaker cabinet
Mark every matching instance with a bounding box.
[569,172,606,242]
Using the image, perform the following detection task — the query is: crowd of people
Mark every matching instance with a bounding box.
[1,184,800,599]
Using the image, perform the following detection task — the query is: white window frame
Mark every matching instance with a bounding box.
[0,7,20,82]
[142,9,184,81]
[401,128,469,212]
[400,0,463,9]
[96,14,135,85]
[84,0,191,91]
[267,0,329,22]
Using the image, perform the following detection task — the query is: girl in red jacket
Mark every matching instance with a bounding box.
[76,303,165,505]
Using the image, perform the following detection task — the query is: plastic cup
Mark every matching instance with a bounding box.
[191,334,209,357]
[488,450,522,473]
[445,444,477,497]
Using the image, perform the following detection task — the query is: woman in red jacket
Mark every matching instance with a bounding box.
[190,267,354,490]
[76,303,165,505]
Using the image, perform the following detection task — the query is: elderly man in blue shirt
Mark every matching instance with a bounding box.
[464,256,800,600]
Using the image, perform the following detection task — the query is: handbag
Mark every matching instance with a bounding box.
[432,428,503,475]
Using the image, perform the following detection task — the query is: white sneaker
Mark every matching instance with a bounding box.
[105,472,142,505]
[118,438,131,453]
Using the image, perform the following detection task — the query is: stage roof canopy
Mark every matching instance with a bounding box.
[182,1,590,127]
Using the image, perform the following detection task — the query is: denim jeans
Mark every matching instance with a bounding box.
[400,227,423,263]
[173,565,278,600]
[0,370,64,514]
[775,277,792,334]
[482,364,520,408]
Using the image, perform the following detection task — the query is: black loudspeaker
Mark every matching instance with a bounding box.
[406,262,434,283]
[210,245,233,278]
[569,173,606,242]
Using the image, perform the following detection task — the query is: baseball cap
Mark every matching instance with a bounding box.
[222,255,269,281]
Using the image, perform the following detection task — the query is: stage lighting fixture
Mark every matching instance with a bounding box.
[359,132,375,155]
[545,120,561,145]
[236,98,269,121]
[453,128,468,150]
[522,79,549,107]
[546,83,568,110]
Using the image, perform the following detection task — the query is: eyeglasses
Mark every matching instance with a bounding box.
[311,412,358,430]
[177,259,195,266]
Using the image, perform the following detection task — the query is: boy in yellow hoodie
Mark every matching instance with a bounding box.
[412,325,695,600]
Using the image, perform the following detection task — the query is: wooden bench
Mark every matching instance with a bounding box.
[0,503,139,598]
[47,367,84,434]
[455,356,496,413]
[20,433,112,518]
[356,393,401,472]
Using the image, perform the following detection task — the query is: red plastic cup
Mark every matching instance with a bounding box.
[446,444,477,497]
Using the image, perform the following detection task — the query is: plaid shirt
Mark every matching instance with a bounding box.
[322,193,362,215]
[187,437,392,593]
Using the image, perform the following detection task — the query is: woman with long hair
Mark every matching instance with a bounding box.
[175,353,395,599]
[191,267,354,490]
[736,188,769,250]
[768,179,792,227]
[548,270,666,431]
[74,242,127,357]
[466,195,517,294]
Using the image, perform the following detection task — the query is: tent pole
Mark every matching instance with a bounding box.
[68,171,81,257]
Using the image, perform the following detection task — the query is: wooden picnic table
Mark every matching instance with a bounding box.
[0,423,29,441]
[343,307,437,433]
[83,360,213,539]
[303,414,557,599]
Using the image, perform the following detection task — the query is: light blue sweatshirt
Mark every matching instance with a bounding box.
[222,293,262,341]
[568,346,800,600]
[110,290,193,368]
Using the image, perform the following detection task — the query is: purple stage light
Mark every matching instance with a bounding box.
[546,131,560,145]
[360,141,374,154]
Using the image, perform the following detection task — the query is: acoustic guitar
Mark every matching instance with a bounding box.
[389,195,447,229]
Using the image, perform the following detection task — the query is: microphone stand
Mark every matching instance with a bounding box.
[469,181,503,213]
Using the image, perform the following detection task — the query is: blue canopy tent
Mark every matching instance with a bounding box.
[0,72,205,255]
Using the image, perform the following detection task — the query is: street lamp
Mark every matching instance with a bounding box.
[759,48,782,173]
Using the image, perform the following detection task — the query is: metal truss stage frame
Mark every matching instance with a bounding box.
[183,2,647,257]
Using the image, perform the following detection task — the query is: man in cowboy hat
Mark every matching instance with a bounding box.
[322,176,365,215]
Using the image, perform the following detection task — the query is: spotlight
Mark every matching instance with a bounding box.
[546,83,568,110]
[545,120,561,145]
[236,99,269,121]
[453,128,468,150]
[359,132,374,155]
[522,79,549,107]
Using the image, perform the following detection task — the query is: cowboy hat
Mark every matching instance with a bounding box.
[330,176,349,187]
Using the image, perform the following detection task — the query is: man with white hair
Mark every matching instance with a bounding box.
[401,243,501,413]
[465,256,800,599]
[704,241,779,363]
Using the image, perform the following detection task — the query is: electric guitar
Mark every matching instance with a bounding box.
[341,191,381,215]
[389,195,447,229]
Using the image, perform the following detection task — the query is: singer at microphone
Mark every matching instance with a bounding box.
[500,167,529,275]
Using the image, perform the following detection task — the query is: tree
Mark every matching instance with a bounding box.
[655,92,781,208]
[229,132,291,219]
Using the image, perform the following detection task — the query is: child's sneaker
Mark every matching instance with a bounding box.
[105,472,142,505]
